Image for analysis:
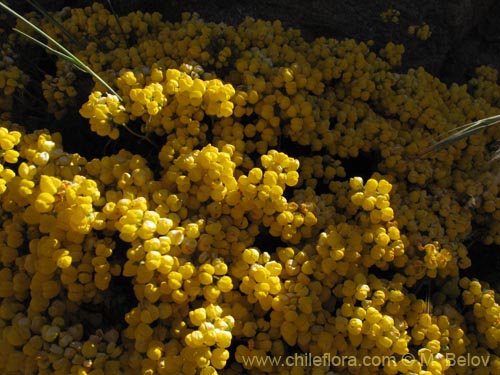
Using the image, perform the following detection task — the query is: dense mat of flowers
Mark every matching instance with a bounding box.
[0,2,499,375]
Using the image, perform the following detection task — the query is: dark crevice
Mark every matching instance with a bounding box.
[366,264,396,282]
[462,241,500,290]
[278,135,314,159]
[73,273,135,333]
[253,224,289,255]
[340,150,382,181]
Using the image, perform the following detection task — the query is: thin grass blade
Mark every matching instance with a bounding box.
[26,0,82,48]
[0,1,73,57]
[421,115,500,156]
[13,28,87,72]
[0,1,122,101]
[489,148,500,164]
[106,0,127,43]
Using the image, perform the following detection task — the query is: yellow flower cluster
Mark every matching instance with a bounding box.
[1,3,500,375]
[408,23,432,40]
[237,247,282,308]
[42,61,79,120]
[0,125,21,177]
[79,91,125,139]
[469,66,500,107]
[0,40,29,111]
[461,277,500,350]
[0,125,133,375]
[80,67,237,140]
[380,8,400,24]
[0,65,28,111]
[184,304,234,370]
